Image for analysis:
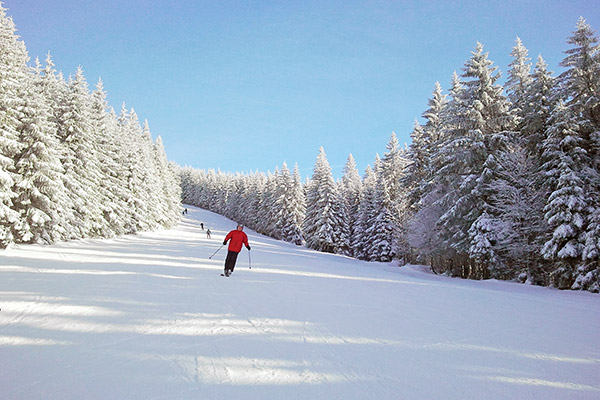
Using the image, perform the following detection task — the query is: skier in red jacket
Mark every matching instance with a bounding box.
[222,224,251,276]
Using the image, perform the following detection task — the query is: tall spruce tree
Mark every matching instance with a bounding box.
[541,102,589,288]
[353,158,380,260]
[154,137,181,228]
[506,37,533,121]
[0,4,27,246]
[557,17,600,128]
[12,66,66,244]
[303,147,341,253]
[555,18,600,290]
[406,83,448,213]
[340,154,362,256]
[90,81,130,235]
[521,55,556,156]
[436,43,516,278]
[275,162,305,245]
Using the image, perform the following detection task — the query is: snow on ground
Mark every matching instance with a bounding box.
[1,206,599,400]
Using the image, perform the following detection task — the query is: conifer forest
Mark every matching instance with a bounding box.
[0,6,182,248]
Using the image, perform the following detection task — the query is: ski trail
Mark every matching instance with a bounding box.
[1,205,600,400]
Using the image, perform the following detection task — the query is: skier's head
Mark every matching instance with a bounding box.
[237,224,244,230]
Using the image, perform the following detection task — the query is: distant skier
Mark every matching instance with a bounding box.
[201,222,204,230]
[206,229,211,239]
[222,224,250,276]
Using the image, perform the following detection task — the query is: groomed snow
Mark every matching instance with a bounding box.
[1,206,599,399]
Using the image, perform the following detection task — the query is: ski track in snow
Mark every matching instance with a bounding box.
[1,205,600,400]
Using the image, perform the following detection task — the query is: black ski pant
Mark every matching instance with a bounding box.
[224,250,240,273]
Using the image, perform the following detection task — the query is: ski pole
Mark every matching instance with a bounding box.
[248,249,252,269]
[209,244,224,259]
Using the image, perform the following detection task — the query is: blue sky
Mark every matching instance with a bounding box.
[7,0,600,179]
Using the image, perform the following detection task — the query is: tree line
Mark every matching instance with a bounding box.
[0,5,182,249]
[180,17,600,293]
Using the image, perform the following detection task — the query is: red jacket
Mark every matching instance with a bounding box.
[224,229,249,253]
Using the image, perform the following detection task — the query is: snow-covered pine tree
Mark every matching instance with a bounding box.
[256,170,278,237]
[241,172,265,230]
[339,154,362,256]
[332,182,351,256]
[289,164,306,245]
[118,106,151,233]
[506,37,533,122]
[377,133,410,261]
[541,102,590,289]
[275,162,305,245]
[557,17,600,130]
[581,203,600,292]
[139,120,165,230]
[405,83,450,267]
[507,54,558,284]
[36,53,79,240]
[521,55,556,156]
[274,164,292,240]
[89,79,129,236]
[554,18,600,291]
[195,169,210,209]
[404,121,427,211]
[185,167,204,209]
[365,166,396,262]
[200,169,218,211]
[11,62,67,244]
[353,159,379,260]
[435,43,517,278]
[56,67,106,238]
[154,137,182,228]
[303,147,341,253]
[427,72,466,272]
[0,4,27,247]
[406,83,448,212]
[178,166,196,207]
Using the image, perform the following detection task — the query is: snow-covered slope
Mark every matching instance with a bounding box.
[1,206,599,400]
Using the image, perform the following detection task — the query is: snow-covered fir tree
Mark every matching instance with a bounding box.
[365,165,396,262]
[557,17,600,128]
[0,3,181,248]
[434,43,517,278]
[303,147,345,253]
[506,37,533,121]
[11,64,66,244]
[0,5,27,246]
[405,83,448,265]
[353,160,379,260]
[521,55,556,156]
[89,80,129,236]
[541,102,590,288]
[339,154,362,256]
[256,170,278,237]
[275,162,305,245]
[58,67,109,238]
[154,138,182,228]
[374,133,410,261]
[542,17,600,291]
[406,83,447,212]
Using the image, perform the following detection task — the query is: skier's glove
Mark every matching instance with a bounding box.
[223,240,227,245]
[246,245,251,250]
